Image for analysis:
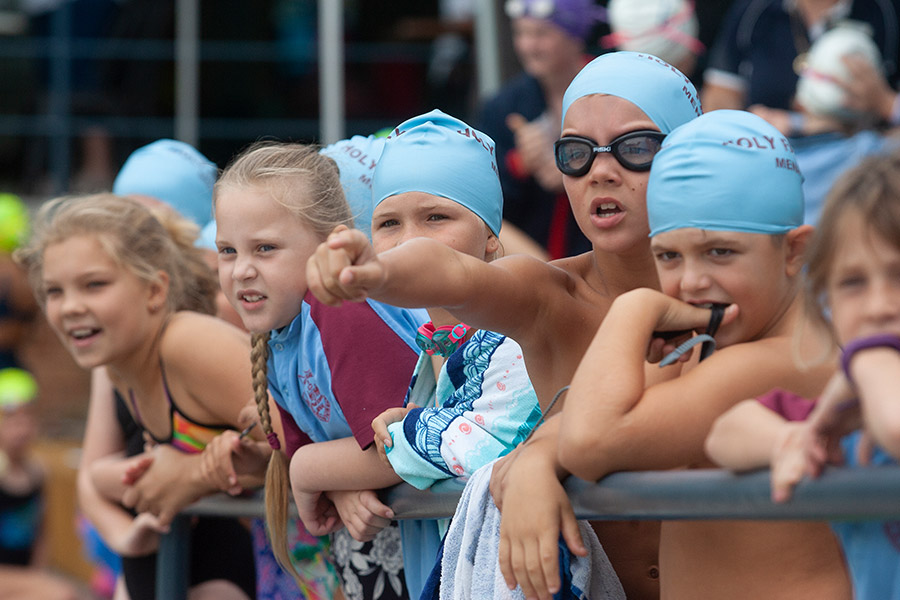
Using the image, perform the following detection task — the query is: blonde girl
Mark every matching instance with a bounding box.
[709,150,900,600]
[213,142,426,600]
[15,194,259,600]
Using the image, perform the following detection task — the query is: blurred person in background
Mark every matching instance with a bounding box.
[477,0,605,260]
[603,0,705,79]
[701,0,900,129]
[0,367,88,600]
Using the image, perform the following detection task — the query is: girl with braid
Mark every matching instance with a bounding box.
[213,142,426,600]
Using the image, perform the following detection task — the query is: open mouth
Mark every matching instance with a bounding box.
[596,202,623,219]
[241,293,265,303]
[69,327,101,343]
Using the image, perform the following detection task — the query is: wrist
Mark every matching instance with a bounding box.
[841,333,900,384]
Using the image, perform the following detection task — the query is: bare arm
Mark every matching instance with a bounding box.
[699,82,745,112]
[289,437,402,492]
[76,369,148,550]
[849,347,900,459]
[307,226,565,343]
[559,288,756,480]
[705,399,790,471]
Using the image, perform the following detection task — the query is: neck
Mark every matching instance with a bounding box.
[795,0,839,26]
[106,313,168,393]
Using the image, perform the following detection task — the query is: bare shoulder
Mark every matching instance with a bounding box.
[456,252,580,341]
[160,312,251,377]
[685,335,835,400]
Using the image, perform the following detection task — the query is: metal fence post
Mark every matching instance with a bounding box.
[156,514,191,600]
[318,0,344,144]
[175,0,200,147]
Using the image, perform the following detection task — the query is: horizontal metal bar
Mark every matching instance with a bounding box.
[0,114,390,141]
[0,37,431,63]
[182,466,900,523]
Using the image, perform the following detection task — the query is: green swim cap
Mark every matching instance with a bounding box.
[0,194,29,253]
[0,368,37,410]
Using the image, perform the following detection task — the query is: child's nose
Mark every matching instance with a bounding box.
[679,264,711,294]
[586,151,623,185]
[60,291,86,316]
[232,255,257,280]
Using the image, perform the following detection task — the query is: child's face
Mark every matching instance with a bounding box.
[827,212,900,345]
[651,228,799,347]
[0,406,35,460]
[42,235,164,369]
[561,94,656,255]
[371,192,498,260]
[215,185,322,333]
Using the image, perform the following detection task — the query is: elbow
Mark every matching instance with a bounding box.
[871,415,900,461]
[558,432,609,482]
[704,416,732,468]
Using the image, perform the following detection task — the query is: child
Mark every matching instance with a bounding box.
[15,194,261,600]
[547,109,850,600]
[300,110,550,598]
[306,51,701,600]
[708,150,900,599]
[213,142,426,600]
[0,367,87,600]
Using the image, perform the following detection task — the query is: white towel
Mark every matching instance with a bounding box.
[437,460,625,600]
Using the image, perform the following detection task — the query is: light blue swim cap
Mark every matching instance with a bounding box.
[647,110,805,237]
[196,219,217,251]
[373,109,503,236]
[113,139,218,228]
[320,135,386,241]
[561,51,702,133]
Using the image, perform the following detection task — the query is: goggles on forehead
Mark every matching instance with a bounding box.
[554,130,667,176]
[505,0,556,19]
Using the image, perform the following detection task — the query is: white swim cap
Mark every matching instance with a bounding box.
[795,22,883,122]
[606,0,702,68]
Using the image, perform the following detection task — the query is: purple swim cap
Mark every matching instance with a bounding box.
[504,0,606,41]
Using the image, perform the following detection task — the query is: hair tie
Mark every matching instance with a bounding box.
[266,431,282,451]
[841,334,900,385]
[416,322,471,357]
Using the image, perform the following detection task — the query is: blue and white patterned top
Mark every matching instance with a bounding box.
[386,328,541,489]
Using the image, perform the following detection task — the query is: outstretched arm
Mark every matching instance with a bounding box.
[306,225,560,342]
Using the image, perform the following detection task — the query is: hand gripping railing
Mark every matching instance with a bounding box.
[155,466,900,599]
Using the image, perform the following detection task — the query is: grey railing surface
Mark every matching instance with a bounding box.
[156,466,900,599]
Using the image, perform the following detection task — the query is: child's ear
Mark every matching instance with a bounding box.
[784,225,814,277]
[147,270,170,313]
[485,234,501,260]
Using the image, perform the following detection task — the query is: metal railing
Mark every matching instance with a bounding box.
[1,1,504,195]
[155,466,900,599]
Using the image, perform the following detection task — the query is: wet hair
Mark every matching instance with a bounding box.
[214,141,353,581]
[14,193,216,315]
[806,151,900,320]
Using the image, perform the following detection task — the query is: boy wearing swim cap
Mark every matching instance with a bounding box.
[309,51,701,599]
[558,110,850,599]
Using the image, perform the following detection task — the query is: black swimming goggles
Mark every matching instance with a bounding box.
[554,130,667,176]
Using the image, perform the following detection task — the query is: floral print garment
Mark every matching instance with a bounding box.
[331,524,408,600]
